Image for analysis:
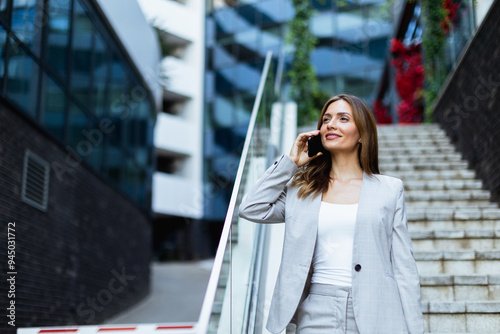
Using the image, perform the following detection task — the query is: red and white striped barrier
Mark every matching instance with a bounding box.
[17,323,196,334]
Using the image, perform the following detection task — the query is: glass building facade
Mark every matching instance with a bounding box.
[204,0,394,220]
[0,0,156,210]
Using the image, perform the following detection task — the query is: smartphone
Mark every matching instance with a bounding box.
[308,135,326,157]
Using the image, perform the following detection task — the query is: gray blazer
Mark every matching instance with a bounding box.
[239,155,424,334]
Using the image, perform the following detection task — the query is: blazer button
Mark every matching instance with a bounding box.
[354,264,362,272]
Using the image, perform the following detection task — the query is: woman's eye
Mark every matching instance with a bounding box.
[323,118,329,123]
[340,117,348,121]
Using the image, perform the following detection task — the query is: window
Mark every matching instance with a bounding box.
[40,74,66,141]
[93,32,109,117]
[46,0,71,78]
[12,0,43,55]
[71,0,93,106]
[5,37,39,117]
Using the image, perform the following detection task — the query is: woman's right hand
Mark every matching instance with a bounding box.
[289,130,322,168]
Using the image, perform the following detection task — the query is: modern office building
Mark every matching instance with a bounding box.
[204,0,395,221]
[0,0,160,330]
[137,0,209,260]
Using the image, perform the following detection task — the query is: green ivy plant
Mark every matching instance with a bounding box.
[287,0,320,126]
[421,0,447,121]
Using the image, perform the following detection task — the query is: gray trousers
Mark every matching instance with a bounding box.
[295,283,360,334]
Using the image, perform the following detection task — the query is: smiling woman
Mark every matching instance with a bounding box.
[239,93,424,334]
[292,94,379,200]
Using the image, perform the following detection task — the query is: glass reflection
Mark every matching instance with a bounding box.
[5,37,39,117]
[93,32,108,117]
[12,0,43,55]
[122,156,138,199]
[0,0,8,23]
[41,74,66,141]
[109,54,126,117]
[0,27,7,91]
[87,115,105,172]
[46,0,71,77]
[71,0,92,106]
[67,103,89,155]
[105,126,123,184]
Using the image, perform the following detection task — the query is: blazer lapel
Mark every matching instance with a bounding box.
[352,171,379,261]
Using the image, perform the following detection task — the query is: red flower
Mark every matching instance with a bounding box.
[442,0,460,34]
[373,99,392,124]
[390,38,424,123]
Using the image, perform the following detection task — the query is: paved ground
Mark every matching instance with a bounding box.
[105,260,213,324]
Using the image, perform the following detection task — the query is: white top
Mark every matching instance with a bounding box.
[311,201,358,287]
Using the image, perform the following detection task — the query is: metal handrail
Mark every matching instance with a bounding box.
[196,51,273,334]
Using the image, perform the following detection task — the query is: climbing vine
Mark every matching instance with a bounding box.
[421,0,448,120]
[287,0,328,126]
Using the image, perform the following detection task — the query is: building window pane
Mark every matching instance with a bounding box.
[122,157,138,199]
[0,27,7,92]
[5,38,39,117]
[67,103,89,155]
[215,67,234,95]
[0,0,8,24]
[87,115,105,172]
[336,8,364,45]
[93,32,109,116]
[71,0,92,106]
[213,95,234,127]
[105,137,122,184]
[260,25,282,55]
[136,101,149,148]
[235,28,259,61]
[46,0,71,77]
[109,54,126,117]
[12,0,43,56]
[40,74,66,141]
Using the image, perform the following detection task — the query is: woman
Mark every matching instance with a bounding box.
[239,94,424,334]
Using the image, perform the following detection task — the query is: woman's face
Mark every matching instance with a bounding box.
[319,99,361,154]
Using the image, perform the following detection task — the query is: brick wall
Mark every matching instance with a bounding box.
[0,107,151,333]
[433,0,500,202]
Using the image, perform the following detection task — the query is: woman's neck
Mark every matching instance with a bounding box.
[329,152,363,181]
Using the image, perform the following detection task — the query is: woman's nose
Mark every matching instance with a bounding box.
[326,119,337,129]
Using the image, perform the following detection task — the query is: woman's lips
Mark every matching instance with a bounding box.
[325,134,341,140]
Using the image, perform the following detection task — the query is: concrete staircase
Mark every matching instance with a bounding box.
[377,124,500,333]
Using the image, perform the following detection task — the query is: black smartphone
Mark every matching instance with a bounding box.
[308,135,326,157]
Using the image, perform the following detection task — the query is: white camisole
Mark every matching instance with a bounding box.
[311,201,358,287]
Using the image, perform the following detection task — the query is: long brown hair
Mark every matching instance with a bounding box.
[291,94,379,199]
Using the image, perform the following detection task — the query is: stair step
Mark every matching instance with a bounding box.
[379,153,463,163]
[385,169,477,181]
[380,138,452,147]
[380,161,469,171]
[377,130,448,139]
[407,201,495,209]
[379,146,456,155]
[402,179,483,191]
[415,250,500,275]
[422,301,500,333]
[409,220,500,231]
[411,229,500,251]
[377,124,442,133]
[407,207,500,221]
[405,189,491,201]
[420,275,500,302]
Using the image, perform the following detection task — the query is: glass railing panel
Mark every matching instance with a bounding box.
[439,0,477,84]
[197,51,277,334]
